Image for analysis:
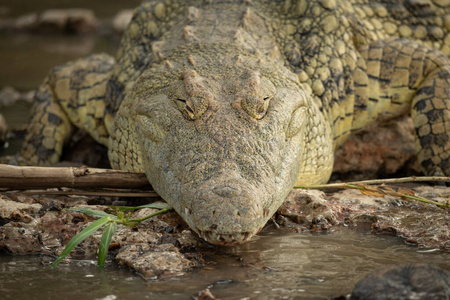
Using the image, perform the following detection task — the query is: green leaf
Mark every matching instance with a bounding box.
[97,221,117,268]
[67,208,117,220]
[51,216,111,268]
[108,203,172,212]
[137,203,172,210]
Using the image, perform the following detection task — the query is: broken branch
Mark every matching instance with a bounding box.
[0,165,152,190]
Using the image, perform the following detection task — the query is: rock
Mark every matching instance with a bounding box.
[0,86,20,107]
[112,9,133,34]
[14,13,38,31]
[0,192,204,278]
[38,9,98,34]
[65,9,98,34]
[0,195,41,223]
[0,220,42,254]
[38,10,67,32]
[278,187,450,249]
[116,243,195,280]
[334,116,419,180]
[0,6,13,32]
[195,288,217,300]
[0,114,7,142]
[277,189,339,231]
[350,264,450,300]
[21,90,35,103]
[0,6,10,17]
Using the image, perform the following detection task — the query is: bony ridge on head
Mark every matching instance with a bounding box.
[236,71,271,120]
[174,69,211,120]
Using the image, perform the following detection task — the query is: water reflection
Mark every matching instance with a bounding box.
[4,228,447,300]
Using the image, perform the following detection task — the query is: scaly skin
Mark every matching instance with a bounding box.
[14,0,450,245]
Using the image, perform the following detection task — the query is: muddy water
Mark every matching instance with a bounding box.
[1,228,449,300]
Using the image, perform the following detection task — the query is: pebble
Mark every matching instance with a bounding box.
[112,9,134,34]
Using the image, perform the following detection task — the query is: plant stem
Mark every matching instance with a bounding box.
[294,176,450,209]
[125,208,173,225]
[294,176,450,189]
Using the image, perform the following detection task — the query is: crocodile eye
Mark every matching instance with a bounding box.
[286,106,308,138]
[175,98,191,114]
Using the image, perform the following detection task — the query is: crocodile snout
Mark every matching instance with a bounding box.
[187,178,267,245]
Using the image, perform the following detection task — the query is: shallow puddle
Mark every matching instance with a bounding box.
[1,228,449,300]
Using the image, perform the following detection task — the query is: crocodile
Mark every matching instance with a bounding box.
[14,0,450,245]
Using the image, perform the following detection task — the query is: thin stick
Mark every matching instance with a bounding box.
[294,176,450,189]
[0,165,151,190]
[294,177,450,209]
[344,184,447,208]
[19,189,160,198]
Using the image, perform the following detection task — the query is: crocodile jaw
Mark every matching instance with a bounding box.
[197,228,262,246]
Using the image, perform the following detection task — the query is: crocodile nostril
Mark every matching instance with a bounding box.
[212,185,242,198]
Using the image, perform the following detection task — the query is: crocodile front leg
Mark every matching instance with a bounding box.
[20,54,115,165]
[354,38,450,176]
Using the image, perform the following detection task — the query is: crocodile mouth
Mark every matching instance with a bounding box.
[197,227,262,246]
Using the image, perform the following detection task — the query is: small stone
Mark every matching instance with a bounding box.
[196,288,217,300]
[65,9,98,33]
[0,86,20,107]
[351,264,450,300]
[112,9,134,34]
[38,9,68,32]
[14,13,38,31]
[0,113,7,141]
[38,9,98,34]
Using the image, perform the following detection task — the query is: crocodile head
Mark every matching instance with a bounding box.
[115,44,331,245]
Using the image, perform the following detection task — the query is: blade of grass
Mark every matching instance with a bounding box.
[97,221,117,268]
[67,208,118,220]
[107,203,172,212]
[126,208,173,225]
[51,216,111,267]
[137,203,172,210]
